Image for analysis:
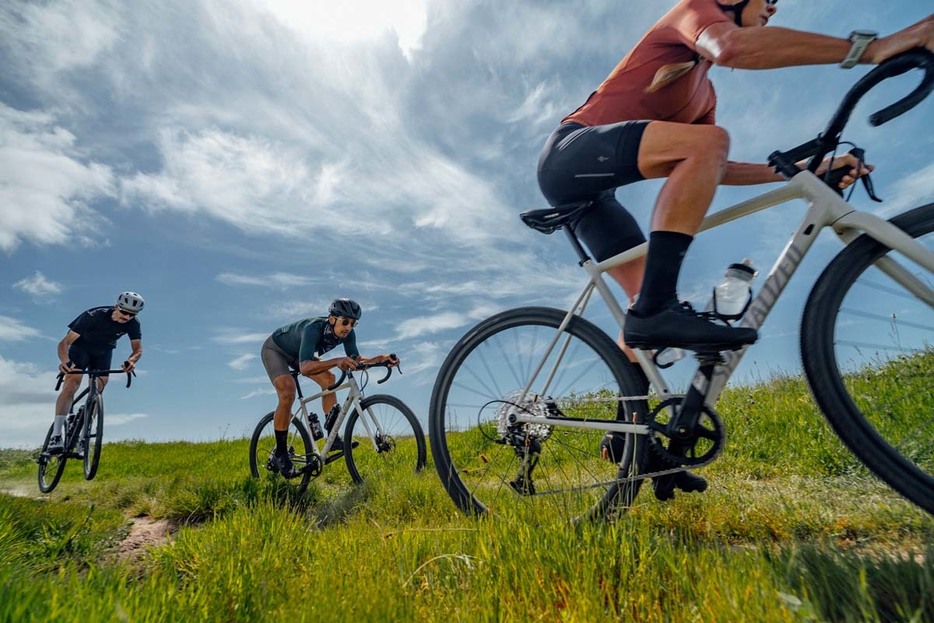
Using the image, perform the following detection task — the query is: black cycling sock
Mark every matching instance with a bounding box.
[275,429,287,455]
[631,230,693,316]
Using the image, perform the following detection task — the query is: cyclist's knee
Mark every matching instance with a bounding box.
[312,371,336,388]
[272,375,296,403]
[685,125,729,161]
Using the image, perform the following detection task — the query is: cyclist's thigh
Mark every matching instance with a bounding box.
[575,192,646,262]
[537,120,649,203]
[261,336,296,383]
[636,121,729,179]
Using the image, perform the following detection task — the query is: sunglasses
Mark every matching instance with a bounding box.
[337,317,357,328]
[116,308,137,318]
[765,0,778,5]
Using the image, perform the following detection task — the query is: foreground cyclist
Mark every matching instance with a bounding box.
[260,298,399,476]
[537,0,933,500]
[49,291,144,454]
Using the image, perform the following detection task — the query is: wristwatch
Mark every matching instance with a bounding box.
[841,29,877,69]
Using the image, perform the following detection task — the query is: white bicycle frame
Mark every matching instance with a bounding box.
[511,169,934,437]
[292,372,382,458]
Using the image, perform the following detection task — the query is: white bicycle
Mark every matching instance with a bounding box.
[250,358,426,495]
[429,49,934,521]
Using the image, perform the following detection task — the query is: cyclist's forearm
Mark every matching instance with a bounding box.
[721,161,782,186]
[300,359,339,376]
[127,341,142,364]
[702,26,859,69]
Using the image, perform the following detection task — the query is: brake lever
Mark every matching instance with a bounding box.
[824,147,882,202]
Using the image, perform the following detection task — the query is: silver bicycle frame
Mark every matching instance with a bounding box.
[512,170,934,432]
[293,373,384,457]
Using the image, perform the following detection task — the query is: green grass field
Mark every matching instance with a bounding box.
[1,370,932,622]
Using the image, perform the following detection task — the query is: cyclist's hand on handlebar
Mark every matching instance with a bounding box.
[121,359,136,373]
[866,17,934,64]
[58,361,77,375]
[811,153,873,190]
[334,357,358,372]
[383,353,400,367]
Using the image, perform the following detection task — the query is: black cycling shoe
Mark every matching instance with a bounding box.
[645,447,708,501]
[652,470,709,502]
[272,451,294,477]
[330,435,345,453]
[624,300,758,352]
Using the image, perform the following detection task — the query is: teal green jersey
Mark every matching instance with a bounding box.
[271,317,359,363]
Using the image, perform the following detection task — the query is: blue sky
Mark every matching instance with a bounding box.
[1,0,932,448]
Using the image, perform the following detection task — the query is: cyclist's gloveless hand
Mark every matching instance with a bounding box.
[812,153,874,190]
[867,15,934,64]
[122,359,136,373]
[384,354,400,367]
[58,361,77,375]
[334,356,358,372]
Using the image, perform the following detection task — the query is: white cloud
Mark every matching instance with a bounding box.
[0,105,116,252]
[0,355,52,448]
[0,316,43,342]
[240,387,276,400]
[228,353,256,371]
[212,330,268,346]
[106,412,150,426]
[217,272,315,288]
[876,163,934,218]
[13,271,62,299]
[0,0,121,77]
[252,0,428,58]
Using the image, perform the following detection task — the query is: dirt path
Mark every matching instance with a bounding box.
[117,516,175,562]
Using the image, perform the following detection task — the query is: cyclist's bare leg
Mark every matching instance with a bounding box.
[54,374,82,417]
[636,121,730,233]
[606,259,645,360]
[272,374,297,431]
[308,371,338,415]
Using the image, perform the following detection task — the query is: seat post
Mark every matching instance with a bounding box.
[563,226,592,266]
[291,371,304,399]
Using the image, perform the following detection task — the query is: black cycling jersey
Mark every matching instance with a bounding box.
[68,306,142,351]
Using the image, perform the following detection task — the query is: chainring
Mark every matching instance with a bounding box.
[645,397,725,467]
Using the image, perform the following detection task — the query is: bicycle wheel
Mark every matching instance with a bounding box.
[343,394,427,485]
[248,411,315,494]
[430,306,646,522]
[37,424,67,493]
[801,203,934,514]
[83,395,104,480]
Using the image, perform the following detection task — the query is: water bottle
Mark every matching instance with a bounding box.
[710,259,756,320]
[309,413,324,440]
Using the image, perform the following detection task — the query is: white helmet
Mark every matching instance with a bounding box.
[116,291,145,314]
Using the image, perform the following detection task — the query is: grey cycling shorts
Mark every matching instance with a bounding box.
[261,335,299,382]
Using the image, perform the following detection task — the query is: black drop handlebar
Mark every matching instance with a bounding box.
[769,48,934,179]
[56,368,136,390]
[326,354,400,391]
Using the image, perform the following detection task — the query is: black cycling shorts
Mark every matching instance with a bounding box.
[68,343,114,376]
[537,120,650,261]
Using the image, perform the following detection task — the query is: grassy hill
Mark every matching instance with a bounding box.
[0,372,931,622]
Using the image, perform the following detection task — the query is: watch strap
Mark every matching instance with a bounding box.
[841,30,877,69]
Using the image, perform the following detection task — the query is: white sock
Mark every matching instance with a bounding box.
[53,415,66,436]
